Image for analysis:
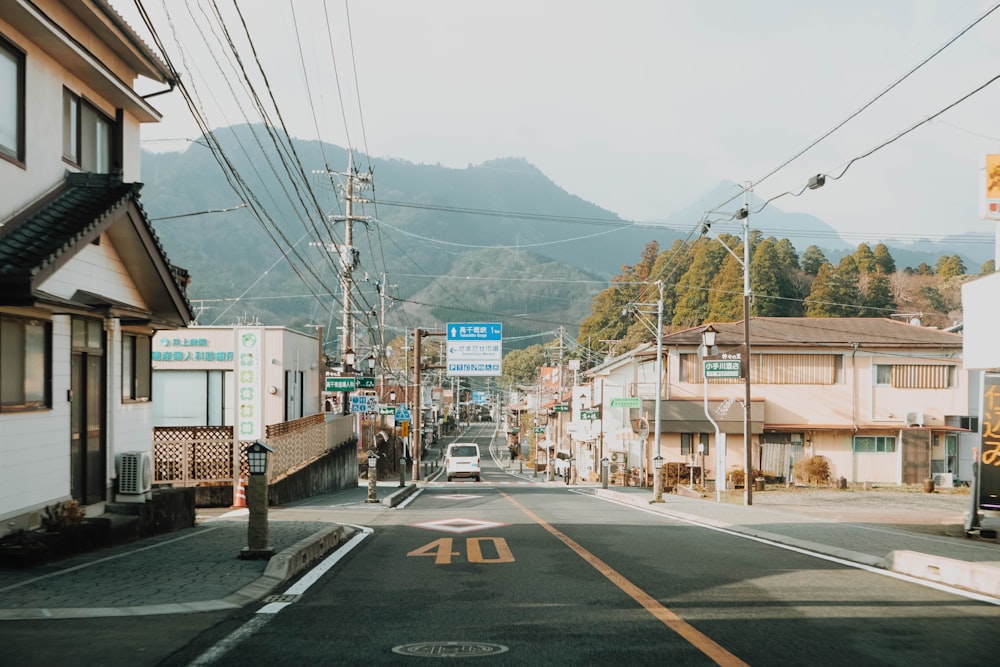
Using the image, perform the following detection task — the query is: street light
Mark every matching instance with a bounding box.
[366,353,376,374]
[240,440,274,560]
[701,326,724,504]
[367,449,379,503]
[652,454,664,503]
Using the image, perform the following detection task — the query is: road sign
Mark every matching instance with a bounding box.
[704,359,742,378]
[533,427,545,434]
[553,403,569,412]
[580,409,600,420]
[357,376,375,389]
[350,395,377,414]
[379,405,396,415]
[446,322,502,377]
[326,376,355,392]
[394,404,411,421]
[610,397,641,409]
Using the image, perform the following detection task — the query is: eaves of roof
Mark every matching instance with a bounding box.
[0,171,193,327]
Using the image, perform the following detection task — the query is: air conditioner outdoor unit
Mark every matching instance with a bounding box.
[932,473,954,488]
[116,451,153,502]
[905,410,924,427]
[609,450,627,464]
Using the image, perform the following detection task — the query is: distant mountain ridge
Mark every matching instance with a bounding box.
[138,123,989,342]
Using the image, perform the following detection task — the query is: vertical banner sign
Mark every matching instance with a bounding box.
[235,328,264,441]
[984,154,1000,221]
[980,374,1000,511]
[446,322,502,377]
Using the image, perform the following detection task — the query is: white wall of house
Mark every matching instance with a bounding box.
[0,316,71,524]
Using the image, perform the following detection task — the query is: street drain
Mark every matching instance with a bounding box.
[391,642,509,659]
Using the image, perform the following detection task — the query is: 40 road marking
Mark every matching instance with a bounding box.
[407,537,514,564]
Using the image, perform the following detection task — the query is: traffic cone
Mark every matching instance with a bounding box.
[232,476,247,508]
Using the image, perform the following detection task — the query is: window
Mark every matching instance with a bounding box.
[0,315,51,410]
[122,333,151,401]
[680,433,708,455]
[0,36,25,163]
[853,435,896,453]
[62,90,113,173]
[875,364,953,389]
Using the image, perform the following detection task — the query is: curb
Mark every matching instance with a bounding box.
[884,550,1000,597]
[383,483,419,507]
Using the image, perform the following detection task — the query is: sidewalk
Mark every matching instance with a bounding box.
[1,478,997,621]
[589,483,1000,601]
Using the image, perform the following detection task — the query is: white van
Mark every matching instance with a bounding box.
[445,442,481,482]
[553,450,572,477]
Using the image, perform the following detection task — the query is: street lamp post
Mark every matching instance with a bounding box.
[366,449,379,503]
[700,326,725,503]
[341,347,356,415]
[240,440,274,560]
[652,454,664,503]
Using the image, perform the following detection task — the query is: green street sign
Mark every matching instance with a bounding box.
[553,403,570,412]
[357,376,375,389]
[704,359,742,378]
[610,397,641,409]
[379,405,396,415]
[533,427,545,433]
[580,409,600,420]
[326,376,356,392]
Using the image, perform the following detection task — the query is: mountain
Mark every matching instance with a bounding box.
[138,124,988,346]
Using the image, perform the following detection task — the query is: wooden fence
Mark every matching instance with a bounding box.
[152,413,357,485]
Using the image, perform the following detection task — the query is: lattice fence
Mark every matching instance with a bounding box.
[153,414,351,486]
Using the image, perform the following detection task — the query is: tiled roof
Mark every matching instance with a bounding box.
[0,172,192,325]
[665,317,963,349]
[0,173,135,288]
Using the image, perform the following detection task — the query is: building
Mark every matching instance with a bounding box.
[0,0,192,534]
[151,326,322,429]
[583,318,972,487]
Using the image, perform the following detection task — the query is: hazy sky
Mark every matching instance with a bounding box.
[113,0,1000,243]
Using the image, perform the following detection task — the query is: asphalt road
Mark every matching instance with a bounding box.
[5,423,999,666]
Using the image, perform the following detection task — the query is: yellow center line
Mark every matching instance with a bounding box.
[502,491,748,667]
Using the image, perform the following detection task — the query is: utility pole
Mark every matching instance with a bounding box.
[412,327,446,481]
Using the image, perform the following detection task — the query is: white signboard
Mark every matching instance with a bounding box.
[446,322,502,377]
[235,328,264,440]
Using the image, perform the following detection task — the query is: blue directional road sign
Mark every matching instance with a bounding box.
[446,322,502,377]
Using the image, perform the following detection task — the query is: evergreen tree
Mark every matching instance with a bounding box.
[864,273,896,316]
[801,245,827,276]
[805,261,864,317]
[873,243,896,274]
[935,254,966,279]
[979,259,996,276]
[750,238,789,316]
[672,238,729,327]
[773,238,800,270]
[852,243,877,274]
[914,262,935,276]
[707,253,744,321]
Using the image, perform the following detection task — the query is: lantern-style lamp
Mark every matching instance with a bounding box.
[702,325,717,349]
[247,441,274,476]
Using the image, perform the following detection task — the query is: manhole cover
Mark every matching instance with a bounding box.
[392,642,509,659]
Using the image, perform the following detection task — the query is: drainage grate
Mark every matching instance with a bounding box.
[391,642,509,659]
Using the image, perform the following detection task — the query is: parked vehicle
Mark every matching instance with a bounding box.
[445,443,481,482]
[553,450,572,478]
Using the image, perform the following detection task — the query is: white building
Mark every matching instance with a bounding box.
[0,1,191,533]
[151,326,322,429]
